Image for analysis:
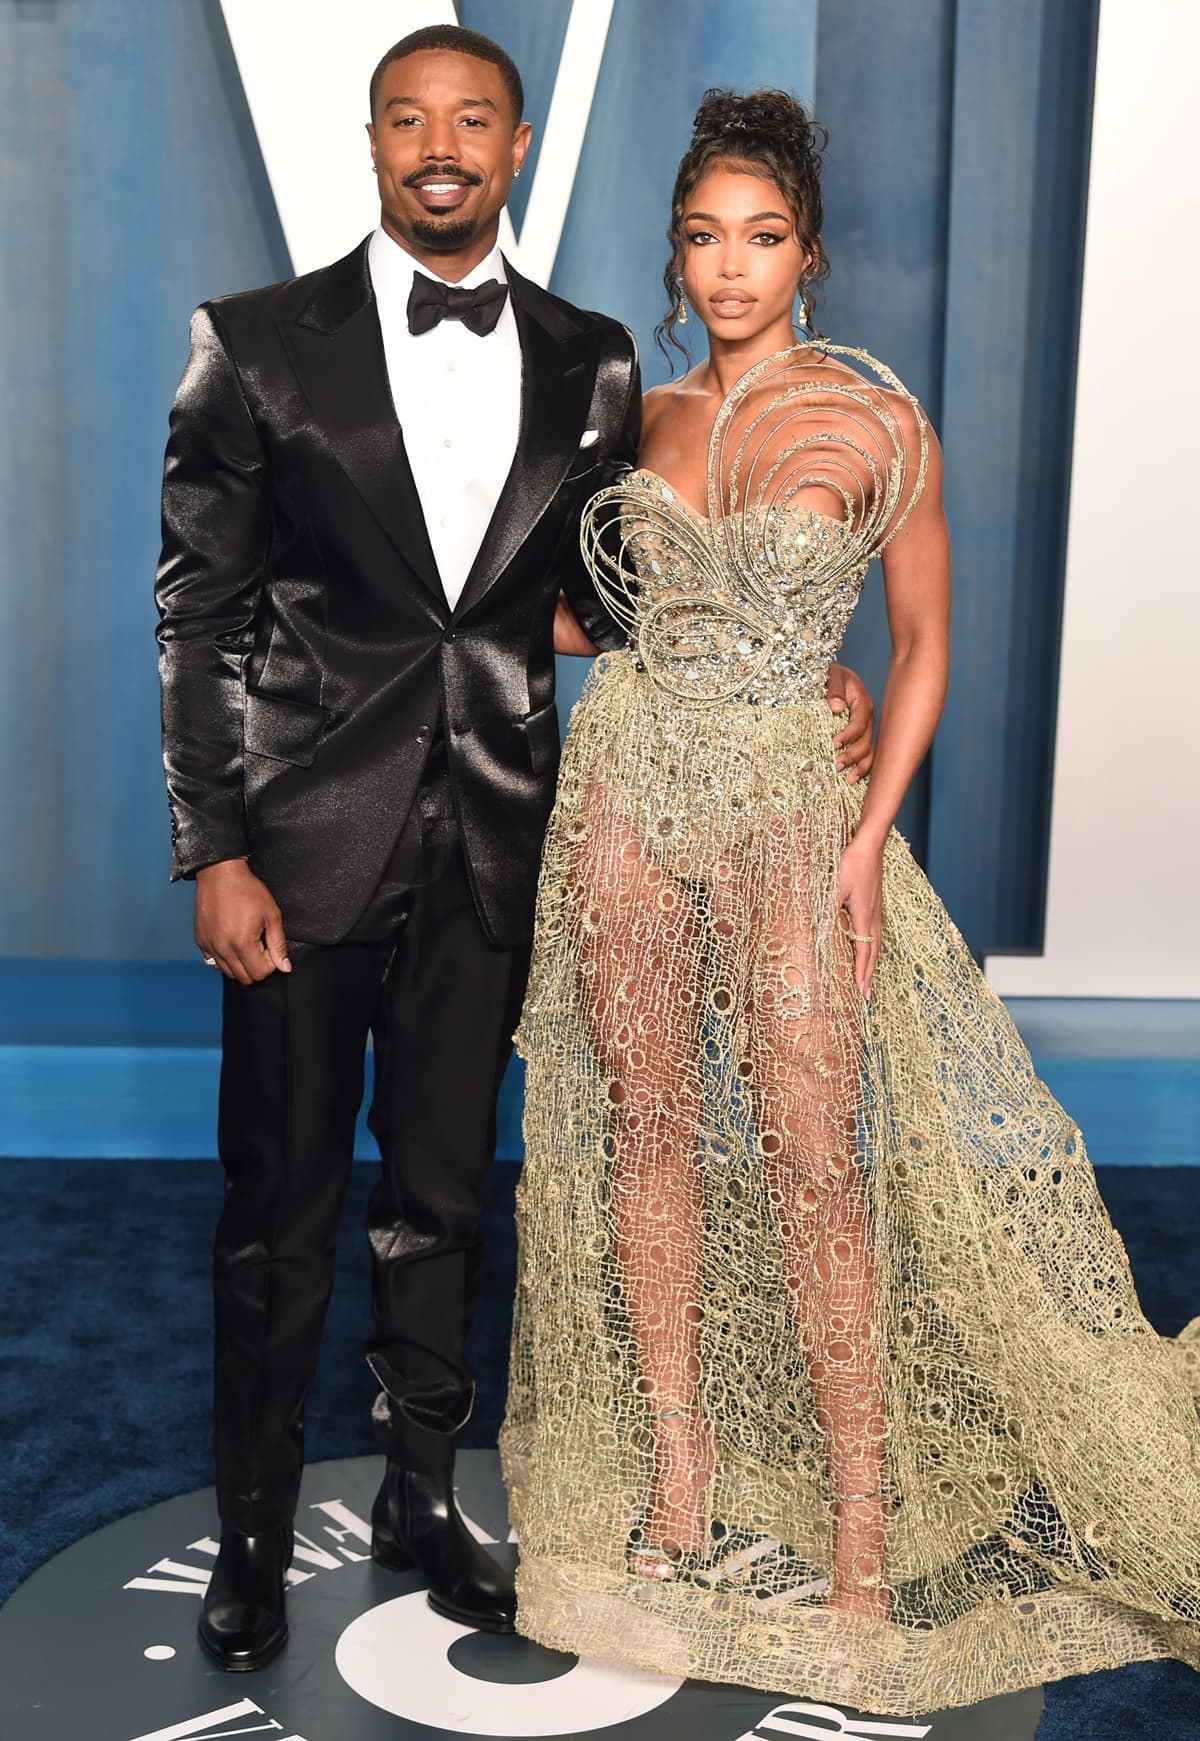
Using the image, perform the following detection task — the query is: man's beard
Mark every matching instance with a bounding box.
[411,213,478,250]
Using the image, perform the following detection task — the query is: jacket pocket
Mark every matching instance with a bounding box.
[521,701,561,775]
[243,689,329,767]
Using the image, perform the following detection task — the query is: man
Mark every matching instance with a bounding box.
[156,24,875,1672]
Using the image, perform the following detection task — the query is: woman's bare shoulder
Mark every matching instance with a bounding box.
[813,349,923,412]
[640,367,707,441]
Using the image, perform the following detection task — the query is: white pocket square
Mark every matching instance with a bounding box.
[578,428,600,448]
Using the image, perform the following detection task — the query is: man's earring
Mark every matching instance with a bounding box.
[370,163,377,175]
[514,165,522,179]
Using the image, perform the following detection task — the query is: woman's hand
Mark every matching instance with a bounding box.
[554,593,600,656]
[837,835,884,998]
[826,662,875,782]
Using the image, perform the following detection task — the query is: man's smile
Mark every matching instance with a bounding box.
[402,167,482,213]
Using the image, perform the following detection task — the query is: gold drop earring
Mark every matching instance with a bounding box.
[797,280,810,329]
[676,279,688,326]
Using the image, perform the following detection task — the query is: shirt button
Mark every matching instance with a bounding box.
[443,437,452,448]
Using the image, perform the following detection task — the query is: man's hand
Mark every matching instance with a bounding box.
[553,593,600,657]
[826,662,876,783]
[195,859,291,985]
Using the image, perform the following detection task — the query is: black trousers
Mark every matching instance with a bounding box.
[212,749,531,1533]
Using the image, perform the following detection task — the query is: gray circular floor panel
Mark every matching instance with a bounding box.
[0,1451,1044,1741]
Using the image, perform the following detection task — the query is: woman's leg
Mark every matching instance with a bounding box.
[709,837,887,1615]
[572,796,713,1567]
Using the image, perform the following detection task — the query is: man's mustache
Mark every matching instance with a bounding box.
[403,165,484,189]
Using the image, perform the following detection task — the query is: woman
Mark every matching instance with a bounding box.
[502,89,1200,1714]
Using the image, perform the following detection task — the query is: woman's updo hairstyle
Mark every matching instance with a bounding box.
[656,88,829,367]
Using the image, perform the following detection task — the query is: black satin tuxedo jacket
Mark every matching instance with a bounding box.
[156,239,639,948]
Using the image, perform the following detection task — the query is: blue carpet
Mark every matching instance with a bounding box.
[1036,1659,1199,1741]
[0,1157,1196,1736]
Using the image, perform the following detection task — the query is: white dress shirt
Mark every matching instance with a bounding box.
[368,227,522,611]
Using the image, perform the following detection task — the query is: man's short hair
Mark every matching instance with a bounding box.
[369,25,524,123]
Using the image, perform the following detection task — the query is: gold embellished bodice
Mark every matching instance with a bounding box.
[601,474,865,705]
[581,342,927,707]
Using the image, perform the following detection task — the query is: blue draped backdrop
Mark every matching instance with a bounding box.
[0,0,1097,964]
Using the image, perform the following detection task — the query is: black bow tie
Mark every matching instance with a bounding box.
[407,270,509,337]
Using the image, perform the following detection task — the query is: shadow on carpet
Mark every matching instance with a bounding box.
[0,1159,1196,1740]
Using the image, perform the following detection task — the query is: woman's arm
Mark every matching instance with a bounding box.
[839,417,951,993]
[856,425,950,846]
[554,593,600,656]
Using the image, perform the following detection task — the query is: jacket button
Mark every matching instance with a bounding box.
[445,632,457,644]
[415,726,430,743]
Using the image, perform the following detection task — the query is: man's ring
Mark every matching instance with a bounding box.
[202,955,218,967]
[847,931,876,945]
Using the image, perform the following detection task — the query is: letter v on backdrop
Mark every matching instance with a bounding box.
[219,0,613,284]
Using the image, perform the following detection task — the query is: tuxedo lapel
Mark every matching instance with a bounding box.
[453,263,595,620]
[281,241,444,605]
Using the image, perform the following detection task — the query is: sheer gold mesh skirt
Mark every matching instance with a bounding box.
[502,651,1200,1715]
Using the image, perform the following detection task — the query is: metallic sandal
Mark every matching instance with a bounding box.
[627,1402,713,1582]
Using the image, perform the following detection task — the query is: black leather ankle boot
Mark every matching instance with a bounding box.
[371,1422,516,1633]
[198,1523,293,1670]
